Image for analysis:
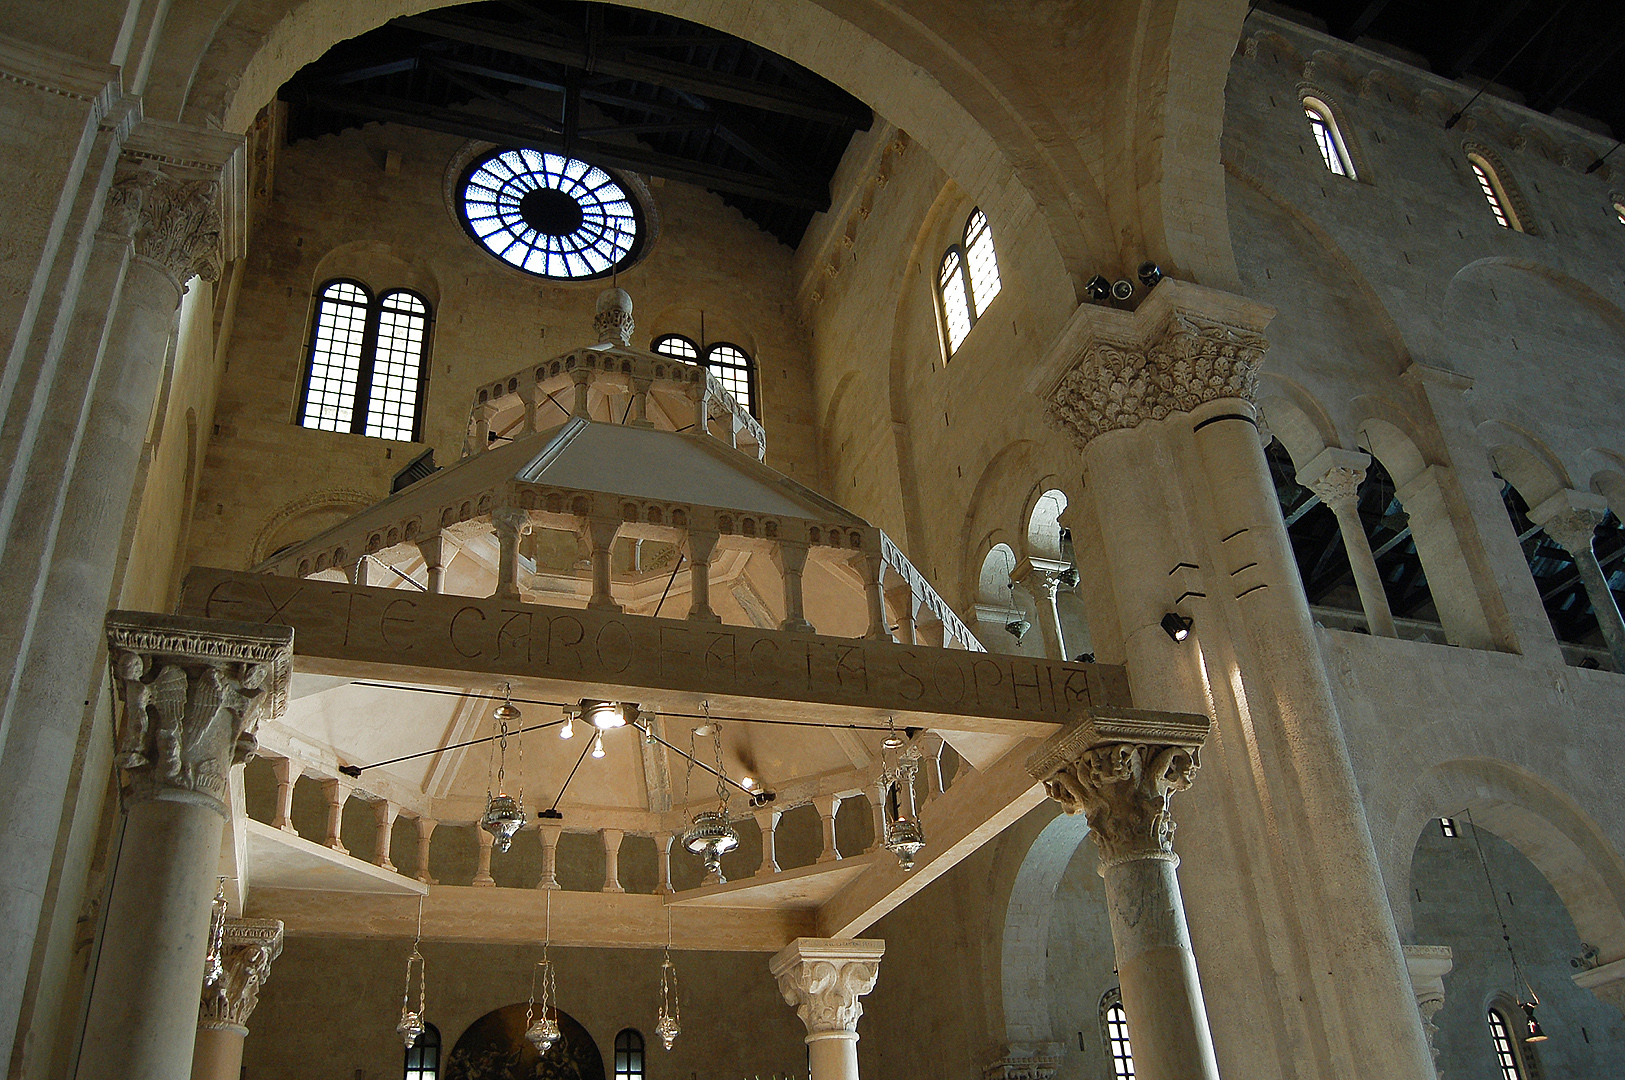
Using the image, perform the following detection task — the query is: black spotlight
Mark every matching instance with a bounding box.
[1522,1001,1548,1042]
[1161,612,1194,642]
[1137,261,1163,288]
[1111,279,1135,301]
[1085,275,1111,301]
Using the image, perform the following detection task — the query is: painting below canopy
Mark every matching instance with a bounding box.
[445,1003,604,1080]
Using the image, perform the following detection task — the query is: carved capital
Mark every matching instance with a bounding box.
[594,287,634,345]
[107,168,224,289]
[1529,489,1609,556]
[1307,465,1365,512]
[769,938,884,1038]
[106,612,294,815]
[199,919,284,1034]
[1025,708,1210,864]
[1046,310,1268,449]
[983,1045,1061,1080]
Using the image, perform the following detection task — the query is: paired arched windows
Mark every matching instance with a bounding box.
[1303,98,1356,179]
[1101,989,1136,1079]
[935,208,1001,358]
[650,334,757,416]
[299,279,432,442]
[1468,154,1524,232]
[403,1023,440,1080]
[613,1028,645,1080]
[1487,1007,1526,1080]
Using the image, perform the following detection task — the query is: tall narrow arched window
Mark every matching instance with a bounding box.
[937,248,972,355]
[935,208,1001,360]
[703,342,755,417]
[1101,989,1136,1079]
[964,209,1001,315]
[1487,1007,1525,1080]
[651,333,700,362]
[403,1023,440,1080]
[1468,154,1522,231]
[613,1028,645,1080]
[299,280,432,441]
[1303,97,1355,179]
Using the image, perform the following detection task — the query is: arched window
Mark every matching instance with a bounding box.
[1303,98,1355,179]
[703,342,755,417]
[299,280,432,442]
[1487,1007,1525,1080]
[403,1022,440,1080]
[613,1028,645,1080]
[1613,199,1625,227]
[651,333,700,362]
[935,207,1001,359]
[1101,989,1136,1079]
[1468,154,1522,231]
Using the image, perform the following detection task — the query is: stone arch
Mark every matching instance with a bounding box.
[1258,378,1338,469]
[1024,488,1069,563]
[954,439,1042,609]
[1478,419,1569,508]
[1353,409,1430,486]
[999,809,1094,1051]
[310,239,442,307]
[249,489,379,566]
[1388,757,1625,964]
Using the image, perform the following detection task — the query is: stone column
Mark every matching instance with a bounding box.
[414,817,438,885]
[629,376,653,427]
[1530,490,1625,671]
[570,366,593,417]
[885,582,917,645]
[270,757,301,834]
[1025,709,1217,1080]
[536,824,562,889]
[469,400,500,454]
[755,807,782,876]
[815,795,841,863]
[1301,447,1397,638]
[601,828,626,892]
[1402,945,1453,1080]
[684,529,722,622]
[585,518,622,612]
[492,507,527,602]
[1013,559,1069,660]
[856,551,889,640]
[866,778,887,854]
[372,800,398,872]
[773,541,816,633]
[687,380,711,436]
[416,534,448,594]
[319,779,351,855]
[80,612,292,1080]
[347,557,373,587]
[770,938,884,1080]
[654,831,674,894]
[191,920,285,1080]
[472,825,496,887]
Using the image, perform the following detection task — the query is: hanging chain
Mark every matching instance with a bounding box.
[1463,807,1536,1000]
[712,722,729,813]
[512,683,523,805]
[683,705,702,805]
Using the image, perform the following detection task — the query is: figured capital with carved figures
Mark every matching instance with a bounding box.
[105,612,293,816]
[1025,708,1210,865]
[199,919,285,1034]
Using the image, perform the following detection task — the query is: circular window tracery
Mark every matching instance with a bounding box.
[458,149,641,279]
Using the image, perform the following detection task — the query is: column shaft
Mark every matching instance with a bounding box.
[536,825,561,889]
[601,828,625,892]
[1572,545,1625,670]
[1330,498,1398,638]
[685,530,721,622]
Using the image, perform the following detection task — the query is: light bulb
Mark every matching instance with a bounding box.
[590,732,606,758]
[585,699,625,730]
[560,714,574,740]
[740,776,754,790]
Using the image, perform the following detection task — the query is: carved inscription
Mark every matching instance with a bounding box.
[180,568,1129,725]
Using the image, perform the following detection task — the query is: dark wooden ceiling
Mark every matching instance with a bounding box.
[279,0,873,247]
[1272,0,1625,143]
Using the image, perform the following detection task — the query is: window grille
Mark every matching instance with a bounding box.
[965,209,1001,315]
[403,1023,440,1080]
[1303,100,1354,178]
[1440,817,1458,838]
[938,248,972,354]
[704,342,755,417]
[936,208,1001,359]
[459,148,641,279]
[614,1028,645,1080]
[1469,157,1519,230]
[1487,1008,1524,1080]
[1102,989,1136,1079]
[652,334,700,362]
[299,281,432,442]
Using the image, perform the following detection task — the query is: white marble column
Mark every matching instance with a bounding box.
[755,807,782,876]
[1301,448,1398,638]
[79,613,292,1080]
[654,831,674,894]
[472,825,496,887]
[372,800,398,872]
[416,533,448,594]
[585,518,622,612]
[536,824,562,889]
[413,817,438,885]
[856,551,889,640]
[270,757,301,834]
[492,507,528,602]
[601,828,625,893]
[771,938,884,1080]
[319,779,351,855]
[570,366,593,417]
[814,795,841,863]
[1026,710,1217,1080]
[191,920,284,1080]
[1013,558,1069,660]
[684,529,722,622]
[772,541,816,633]
[1531,490,1625,671]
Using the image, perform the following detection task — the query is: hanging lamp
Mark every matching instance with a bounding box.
[525,888,562,1054]
[656,904,681,1050]
[881,724,926,872]
[202,877,228,987]
[681,708,738,884]
[480,684,525,852]
[396,896,427,1047]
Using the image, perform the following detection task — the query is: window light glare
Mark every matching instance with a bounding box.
[1439,816,1457,837]
[1469,157,1516,230]
[1303,100,1353,179]
[459,149,639,279]
[1487,1008,1524,1080]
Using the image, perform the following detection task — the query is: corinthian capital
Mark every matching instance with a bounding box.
[770,938,884,1039]
[105,612,293,815]
[1025,708,1210,864]
[199,919,285,1034]
[1528,489,1609,557]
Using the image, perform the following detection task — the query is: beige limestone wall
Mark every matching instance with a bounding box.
[184,120,819,575]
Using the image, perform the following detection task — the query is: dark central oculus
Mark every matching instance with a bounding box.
[519,187,584,236]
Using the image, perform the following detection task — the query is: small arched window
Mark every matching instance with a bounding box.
[1613,199,1625,227]
[651,333,700,362]
[613,1028,645,1080]
[1101,989,1136,1079]
[935,208,1001,360]
[1303,98,1355,179]
[1468,154,1522,231]
[299,280,432,442]
[704,342,755,417]
[1487,1007,1525,1080]
[404,1023,440,1080]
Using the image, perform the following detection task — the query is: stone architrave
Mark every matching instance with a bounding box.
[770,938,884,1080]
[1025,708,1219,1080]
[79,614,292,1080]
